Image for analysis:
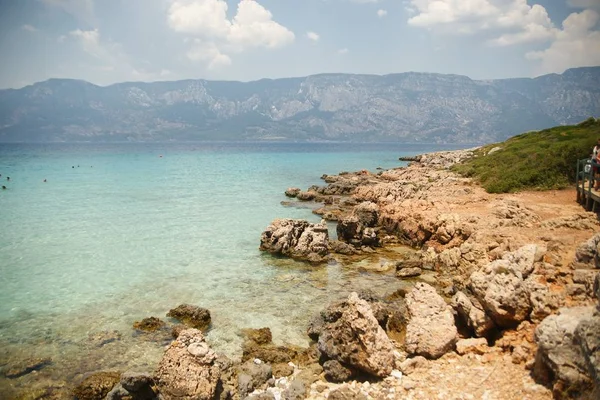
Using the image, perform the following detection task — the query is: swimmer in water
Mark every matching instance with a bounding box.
[2,186,6,190]
[43,179,47,183]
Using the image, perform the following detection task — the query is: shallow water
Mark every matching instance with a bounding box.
[0,142,465,394]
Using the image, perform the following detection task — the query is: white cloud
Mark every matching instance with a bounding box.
[377,9,388,18]
[306,31,320,42]
[526,10,600,74]
[337,48,349,54]
[22,24,38,32]
[407,0,556,45]
[167,0,294,68]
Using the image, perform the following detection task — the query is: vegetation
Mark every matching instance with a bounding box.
[452,118,600,193]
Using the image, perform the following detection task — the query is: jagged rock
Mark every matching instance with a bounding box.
[405,283,458,359]
[469,245,539,328]
[451,291,495,338]
[541,213,598,231]
[526,277,562,323]
[155,329,220,400]
[433,214,464,245]
[595,273,600,304]
[237,360,272,398]
[133,317,165,332]
[327,386,367,400]
[493,199,540,228]
[323,360,356,383]
[398,356,428,375]
[353,202,379,227]
[282,379,306,400]
[242,327,273,345]
[3,357,51,378]
[329,240,359,255]
[574,233,600,269]
[317,292,395,377]
[573,269,599,297]
[166,304,211,331]
[106,372,156,400]
[272,363,294,377]
[396,267,422,278]
[73,371,121,400]
[438,247,462,270]
[575,313,600,389]
[534,307,595,393]
[260,219,329,263]
[296,191,316,201]
[455,338,489,355]
[285,188,301,198]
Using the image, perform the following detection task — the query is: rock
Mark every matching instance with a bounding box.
[272,363,294,377]
[282,379,306,400]
[336,214,380,248]
[120,371,154,393]
[575,313,600,390]
[166,304,211,331]
[573,269,599,297]
[353,202,378,227]
[323,360,355,383]
[405,283,458,359]
[296,191,316,201]
[534,307,595,392]
[260,219,329,263]
[285,188,301,198]
[171,324,185,338]
[451,291,495,338]
[329,240,359,255]
[398,356,428,375]
[237,360,272,398]
[87,330,122,347]
[155,329,220,400]
[574,233,600,268]
[455,338,489,355]
[241,342,301,365]
[493,199,540,228]
[327,386,367,400]
[595,273,600,304]
[73,371,121,400]
[317,292,395,377]
[469,245,539,328]
[242,327,273,345]
[133,317,165,332]
[3,358,51,378]
[396,267,422,278]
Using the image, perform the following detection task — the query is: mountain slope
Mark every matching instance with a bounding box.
[1,67,599,143]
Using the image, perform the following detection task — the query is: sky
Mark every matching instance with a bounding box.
[0,0,599,89]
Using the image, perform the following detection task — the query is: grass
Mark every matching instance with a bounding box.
[452,118,600,193]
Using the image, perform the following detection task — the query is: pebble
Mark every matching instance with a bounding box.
[254,358,262,364]
[390,370,403,379]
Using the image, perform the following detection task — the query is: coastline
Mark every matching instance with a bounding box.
[2,147,599,399]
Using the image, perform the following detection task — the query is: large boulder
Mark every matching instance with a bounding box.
[575,313,600,390]
[166,304,211,331]
[451,291,496,338]
[317,292,395,377]
[73,372,121,400]
[260,219,329,263]
[469,245,539,328]
[154,329,221,400]
[573,233,600,269]
[534,307,595,395]
[405,283,458,359]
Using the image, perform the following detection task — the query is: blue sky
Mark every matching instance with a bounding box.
[0,0,599,88]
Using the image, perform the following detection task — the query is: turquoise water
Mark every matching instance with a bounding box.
[0,142,464,392]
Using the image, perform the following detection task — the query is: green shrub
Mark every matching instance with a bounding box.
[452,118,600,193]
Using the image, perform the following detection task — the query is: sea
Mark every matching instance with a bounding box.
[0,141,467,394]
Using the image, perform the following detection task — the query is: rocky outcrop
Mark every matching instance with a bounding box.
[73,371,121,400]
[260,219,329,263]
[2,357,51,379]
[405,283,458,359]
[285,188,301,198]
[469,245,553,328]
[573,233,600,269]
[317,292,395,377]
[534,307,596,396]
[106,372,156,400]
[237,360,273,398]
[166,304,211,331]
[451,291,496,338]
[133,317,166,332]
[154,329,221,400]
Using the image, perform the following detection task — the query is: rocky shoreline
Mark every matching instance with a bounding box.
[4,148,599,399]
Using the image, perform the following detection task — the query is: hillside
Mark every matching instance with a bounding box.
[452,118,600,193]
[0,67,599,143]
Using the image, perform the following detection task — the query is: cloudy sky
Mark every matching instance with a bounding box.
[0,0,599,88]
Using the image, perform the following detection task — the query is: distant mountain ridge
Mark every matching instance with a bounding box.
[1,67,599,143]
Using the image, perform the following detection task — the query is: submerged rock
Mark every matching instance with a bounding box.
[317,292,395,377]
[285,187,301,198]
[3,357,51,379]
[260,218,329,263]
[155,329,220,400]
[73,371,121,400]
[405,283,457,359]
[133,317,166,332]
[166,304,211,331]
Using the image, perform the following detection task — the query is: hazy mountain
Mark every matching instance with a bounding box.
[1,67,599,143]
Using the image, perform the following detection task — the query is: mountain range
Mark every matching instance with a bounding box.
[1,67,599,143]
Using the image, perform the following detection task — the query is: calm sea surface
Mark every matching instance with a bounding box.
[0,142,467,392]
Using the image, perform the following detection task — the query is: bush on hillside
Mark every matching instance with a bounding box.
[452,118,600,193]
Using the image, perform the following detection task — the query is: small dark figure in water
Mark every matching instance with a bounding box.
[43,179,47,183]
[6,177,9,181]
[72,166,74,168]
[2,186,6,190]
